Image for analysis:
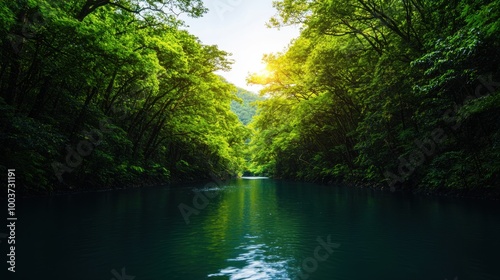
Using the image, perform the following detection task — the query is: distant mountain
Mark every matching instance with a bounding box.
[231,88,263,125]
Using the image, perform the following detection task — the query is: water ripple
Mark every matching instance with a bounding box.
[208,236,292,279]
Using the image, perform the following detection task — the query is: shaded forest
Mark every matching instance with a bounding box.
[247,0,500,195]
[0,0,249,194]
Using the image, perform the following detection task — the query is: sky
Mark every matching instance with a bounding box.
[180,0,300,93]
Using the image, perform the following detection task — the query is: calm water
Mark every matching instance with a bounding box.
[8,179,500,279]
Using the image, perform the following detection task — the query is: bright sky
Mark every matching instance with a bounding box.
[180,0,300,93]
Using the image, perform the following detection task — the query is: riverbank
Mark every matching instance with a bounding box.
[15,176,216,198]
[324,178,500,200]
[14,173,500,201]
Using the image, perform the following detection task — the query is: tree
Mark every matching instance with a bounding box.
[248,0,500,194]
[0,0,247,193]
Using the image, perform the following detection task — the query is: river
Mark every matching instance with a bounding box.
[12,178,500,279]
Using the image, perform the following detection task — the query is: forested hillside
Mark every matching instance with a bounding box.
[231,88,263,125]
[0,0,249,194]
[248,0,500,195]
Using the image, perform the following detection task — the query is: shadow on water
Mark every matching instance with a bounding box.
[11,179,500,279]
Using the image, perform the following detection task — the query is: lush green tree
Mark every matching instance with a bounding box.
[0,0,247,193]
[249,0,500,195]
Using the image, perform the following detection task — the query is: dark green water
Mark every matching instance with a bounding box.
[8,179,500,279]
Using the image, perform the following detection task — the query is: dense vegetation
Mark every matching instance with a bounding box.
[2,0,498,196]
[230,88,263,125]
[248,0,500,194]
[0,0,249,194]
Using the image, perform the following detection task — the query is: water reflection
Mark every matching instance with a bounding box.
[208,234,292,279]
[204,179,298,279]
[15,179,500,279]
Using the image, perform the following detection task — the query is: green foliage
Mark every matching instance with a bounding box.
[230,88,263,125]
[0,0,246,193]
[249,0,500,194]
